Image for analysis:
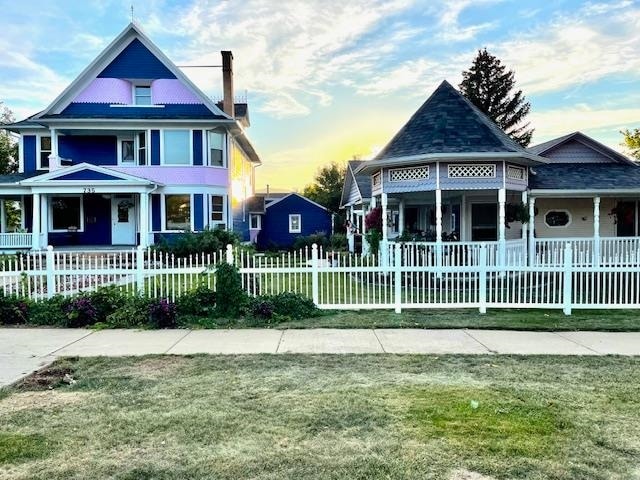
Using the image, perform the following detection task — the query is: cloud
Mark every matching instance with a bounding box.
[434,0,501,42]
[492,4,640,94]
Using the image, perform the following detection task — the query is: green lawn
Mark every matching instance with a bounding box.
[275,308,640,331]
[1,355,639,479]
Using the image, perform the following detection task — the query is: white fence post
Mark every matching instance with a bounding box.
[562,243,573,316]
[394,242,402,314]
[478,243,487,314]
[46,245,55,299]
[225,244,234,265]
[136,246,145,295]
[311,243,319,305]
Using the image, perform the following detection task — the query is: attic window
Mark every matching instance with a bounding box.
[134,86,152,105]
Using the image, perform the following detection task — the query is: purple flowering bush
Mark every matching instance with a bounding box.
[64,296,98,327]
[149,298,177,329]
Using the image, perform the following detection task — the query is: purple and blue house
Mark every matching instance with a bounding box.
[0,23,260,249]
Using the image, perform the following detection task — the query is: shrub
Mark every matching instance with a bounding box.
[88,286,126,322]
[149,298,177,328]
[64,296,98,327]
[27,296,69,326]
[155,228,239,257]
[215,263,248,318]
[329,233,348,251]
[292,232,329,251]
[269,292,319,319]
[176,285,216,317]
[105,295,152,328]
[249,298,275,320]
[365,229,382,256]
[0,292,28,325]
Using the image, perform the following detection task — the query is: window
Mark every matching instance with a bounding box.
[250,214,261,230]
[544,210,571,228]
[50,196,82,232]
[208,131,224,167]
[165,194,191,231]
[120,137,135,164]
[289,214,301,233]
[211,195,224,223]
[163,130,190,165]
[137,132,147,165]
[39,136,51,169]
[134,86,152,105]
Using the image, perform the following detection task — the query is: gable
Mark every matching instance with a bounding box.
[98,38,176,79]
[542,139,617,164]
[52,170,128,181]
[266,194,331,214]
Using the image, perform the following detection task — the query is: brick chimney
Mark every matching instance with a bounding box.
[221,50,234,118]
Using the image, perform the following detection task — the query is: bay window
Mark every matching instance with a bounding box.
[163,130,190,165]
[165,194,191,231]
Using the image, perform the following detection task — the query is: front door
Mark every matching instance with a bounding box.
[111,195,136,245]
[615,201,637,237]
[471,203,497,241]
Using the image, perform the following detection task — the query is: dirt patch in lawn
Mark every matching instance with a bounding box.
[0,390,94,414]
[13,358,79,391]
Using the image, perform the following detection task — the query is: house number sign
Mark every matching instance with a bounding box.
[83,187,96,194]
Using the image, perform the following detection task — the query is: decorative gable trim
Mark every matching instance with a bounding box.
[37,23,229,119]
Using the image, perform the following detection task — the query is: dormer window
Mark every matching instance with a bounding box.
[134,86,152,105]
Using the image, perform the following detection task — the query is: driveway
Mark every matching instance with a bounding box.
[2,328,640,387]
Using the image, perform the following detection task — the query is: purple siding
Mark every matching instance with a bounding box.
[74,78,132,104]
[152,79,202,104]
[107,166,228,186]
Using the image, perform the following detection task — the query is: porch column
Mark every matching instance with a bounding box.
[381,193,388,242]
[593,196,601,267]
[498,188,506,267]
[521,191,528,265]
[398,199,405,236]
[31,193,40,250]
[0,200,5,233]
[139,192,150,248]
[528,196,536,266]
[435,189,443,272]
[40,195,48,249]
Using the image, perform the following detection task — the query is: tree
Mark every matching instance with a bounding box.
[459,48,533,147]
[622,128,640,161]
[0,102,21,231]
[0,102,18,175]
[303,161,347,232]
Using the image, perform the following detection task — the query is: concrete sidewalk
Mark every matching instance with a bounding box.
[1,328,639,386]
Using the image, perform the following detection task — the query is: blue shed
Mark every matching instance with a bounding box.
[256,193,333,249]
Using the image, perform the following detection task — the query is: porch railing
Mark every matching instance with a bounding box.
[534,237,640,267]
[0,233,32,249]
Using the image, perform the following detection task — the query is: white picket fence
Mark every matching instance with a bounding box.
[2,242,640,314]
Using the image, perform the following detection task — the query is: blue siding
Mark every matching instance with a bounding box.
[151,194,161,231]
[258,195,332,249]
[98,38,176,79]
[151,130,160,165]
[233,203,250,242]
[58,135,117,165]
[57,103,217,119]
[23,136,37,172]
[194,194,204,230]
[193,130,203,165]
[48,195,111,247]
[54,170,123,181]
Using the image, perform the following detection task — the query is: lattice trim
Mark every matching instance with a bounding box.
[388,165,429,182]
[507,165,525,181]
[448,163,495,178]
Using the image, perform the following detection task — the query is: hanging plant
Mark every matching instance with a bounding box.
[505,202,530,227]
[118,200,135,209]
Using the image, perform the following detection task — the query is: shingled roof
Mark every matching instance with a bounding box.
[530,163,640,191]
[375,80,529,159]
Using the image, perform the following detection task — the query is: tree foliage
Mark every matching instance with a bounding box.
[459,48,533,147]
[622,128,640,161]
[0,102,18,175]
[302,161,346,214]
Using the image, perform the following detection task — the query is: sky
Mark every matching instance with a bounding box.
[0,0,639,191]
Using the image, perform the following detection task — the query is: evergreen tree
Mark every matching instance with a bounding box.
[621,128,640,161]
[459,48,533,147]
